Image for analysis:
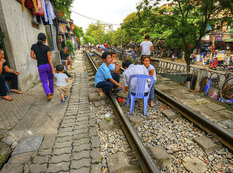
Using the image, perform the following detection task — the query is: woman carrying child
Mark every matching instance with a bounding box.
[142,56,157,107]
[31,33,55,101]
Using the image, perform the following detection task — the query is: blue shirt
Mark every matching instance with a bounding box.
[95,62,112,86]
[108,64,115,72]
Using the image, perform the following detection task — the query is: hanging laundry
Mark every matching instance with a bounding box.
[25,0,34,9]
[46,0,56,25]
[21,0,25,11]
[33,0,44,16]
[32,0,39,13]
[41,0,48,22]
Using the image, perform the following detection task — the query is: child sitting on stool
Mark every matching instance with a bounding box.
[54,64,68,103]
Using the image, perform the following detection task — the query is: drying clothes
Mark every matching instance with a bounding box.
[33,0,44,16]
[32,0,38,13]
[21,0,25,11]
[46,0,56,25]
[41,0,48,22]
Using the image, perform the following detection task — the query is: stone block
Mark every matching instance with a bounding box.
[89,92,103,102]
[12,136,43,156]
[55,136,72,143]
[182,157,207,173]
[94,100,107,107]
[70,167,90,173]
[73,143,91,153]
[47,162,70,173]
[32,155,49,164]
[73,133,89,140]
[129,116,143,126]
[161,110,178,120]
[54,141,72,149]
[91,136,100,148]
[91,164,102,173]
[29,164,47,173]
[38,148,52,156]
[71,150,90,161]
[71,158,91,170]
[193,136,222,153]
[150,146,171,169]
[99,119,116,131]
[73,138,90,146]
[73,128,88,136]
[91,148,102,164]
[205,102,225,111]
[50,154,71,163]
[107,152,132,173]
[53,147,72,155]
[89,127,97,136]
[0,142,11,168]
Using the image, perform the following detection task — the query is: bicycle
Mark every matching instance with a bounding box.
[219,75,233,107]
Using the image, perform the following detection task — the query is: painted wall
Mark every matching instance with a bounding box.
[0,0,59,91]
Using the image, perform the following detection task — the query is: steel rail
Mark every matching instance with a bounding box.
[84,51,160,173]
[93,50,233,151]
[155,89,233,151]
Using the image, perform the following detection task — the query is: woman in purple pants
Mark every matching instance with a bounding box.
[31,33,55,101]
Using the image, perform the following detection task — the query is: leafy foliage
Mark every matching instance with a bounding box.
[66,40,74,55]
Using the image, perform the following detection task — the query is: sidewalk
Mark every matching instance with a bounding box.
[0,51,102,173]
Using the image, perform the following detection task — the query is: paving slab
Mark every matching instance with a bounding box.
[12,136,43,156]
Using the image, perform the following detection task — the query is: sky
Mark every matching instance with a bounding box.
[70,0,168,32]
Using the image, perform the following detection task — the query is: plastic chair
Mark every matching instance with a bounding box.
[127,74,154,115]
[5,82,10,93]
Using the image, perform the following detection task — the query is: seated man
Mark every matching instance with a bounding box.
[122,60,150,93]
[0,48,22,101]
[109,52,121,84]
[60,47,73,70]
[95,52,125,97]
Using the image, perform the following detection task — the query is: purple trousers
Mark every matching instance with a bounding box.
[38,64,54,96]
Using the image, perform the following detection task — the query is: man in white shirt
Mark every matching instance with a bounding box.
[140,35,154,61]
[122,60,149,93]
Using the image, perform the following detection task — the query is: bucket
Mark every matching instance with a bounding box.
[105,113,111,122]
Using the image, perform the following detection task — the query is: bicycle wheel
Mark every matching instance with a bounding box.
[220,77,233,105]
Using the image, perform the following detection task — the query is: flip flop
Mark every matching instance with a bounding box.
[99,92,106,98]
[65,95,69,99]
[2,96,13,101]
[11,89,23,94]
[61,99,66,103]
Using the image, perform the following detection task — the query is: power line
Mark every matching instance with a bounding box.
[70,10,120,26]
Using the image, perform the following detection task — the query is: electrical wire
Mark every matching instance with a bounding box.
[70,10,120,26]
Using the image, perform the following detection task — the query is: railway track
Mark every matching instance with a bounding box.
[84,51,160,173]
[85,50,233,172]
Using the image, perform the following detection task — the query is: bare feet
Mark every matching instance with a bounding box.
[47,93,52,101]
[11,89,23,94]
[2,95,13,101]
[150,100,156,107]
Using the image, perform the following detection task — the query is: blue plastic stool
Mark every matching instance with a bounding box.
[127,74,154,115]
[204,79,211,95]
[5,81,10,93]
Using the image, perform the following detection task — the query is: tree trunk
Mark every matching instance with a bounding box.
[184,51,191,73]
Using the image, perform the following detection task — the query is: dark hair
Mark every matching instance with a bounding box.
[142,56,151,62]
[111,52,117,56]
[37,33,47,45]
[102,52,111,60]
[122,60,132,69]
[56,64,64,72]
[145,34,150,40]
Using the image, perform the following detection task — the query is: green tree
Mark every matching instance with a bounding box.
[51,0,74,19]
[82,35,95,45]
[137,0,233,71]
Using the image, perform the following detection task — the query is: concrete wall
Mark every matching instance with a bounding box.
[0,0,56,91]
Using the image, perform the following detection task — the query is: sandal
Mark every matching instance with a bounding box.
[2,95,13,101]
[65,95,68,99]
[61,99,66,103]
[11,89,23,94]
[47,94,52,101]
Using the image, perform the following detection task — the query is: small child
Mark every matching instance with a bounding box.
[54,64,68,103]
[142,56,157,107]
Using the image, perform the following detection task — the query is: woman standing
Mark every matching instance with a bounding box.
[31,33,55,101]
